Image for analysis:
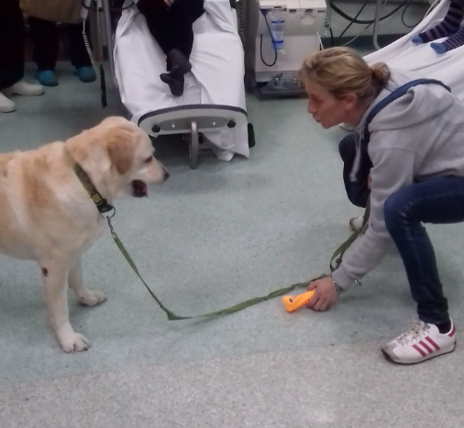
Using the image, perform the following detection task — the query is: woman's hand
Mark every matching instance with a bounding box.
[306,276,339,312]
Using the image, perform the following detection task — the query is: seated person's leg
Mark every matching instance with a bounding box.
[66,21,96,83]
[164,0,205,70]
[0,0,44,113]
[158,21,194,97]
[138,0,204,96]
[137,0,174,65]
[173,0,205,25]
[28,17,60,86]
[412,0,464,53]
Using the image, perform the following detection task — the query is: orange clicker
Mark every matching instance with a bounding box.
[281,290,315,313]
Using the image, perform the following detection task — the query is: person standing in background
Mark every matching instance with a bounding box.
[0,0,44,113]
[28,17,96,87]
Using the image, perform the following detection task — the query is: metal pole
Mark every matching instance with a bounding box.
[372,0,382,50]
[101,0,116,86]
[190,121,199,169]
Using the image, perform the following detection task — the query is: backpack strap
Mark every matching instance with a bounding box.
[363,78,451,144]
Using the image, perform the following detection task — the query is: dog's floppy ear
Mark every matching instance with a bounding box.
[106,127,136,175]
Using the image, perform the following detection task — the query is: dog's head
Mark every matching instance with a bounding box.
[102,117,169,198]
[68,116,169,199]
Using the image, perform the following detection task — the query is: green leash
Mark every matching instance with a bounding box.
[70,154,370,321]
[106,204,369,321]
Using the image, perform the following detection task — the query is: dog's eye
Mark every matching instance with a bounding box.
[144,156,153,164]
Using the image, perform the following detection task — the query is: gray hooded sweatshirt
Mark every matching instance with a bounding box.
[331,68,464,290]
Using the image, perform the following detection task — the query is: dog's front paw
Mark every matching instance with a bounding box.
[77,289,106,307]
[57,327,90,353]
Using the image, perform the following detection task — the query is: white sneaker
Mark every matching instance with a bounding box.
[349,215,365,232]
[0,92,16,113]
[382,320,456,365]
[2,80,44,97]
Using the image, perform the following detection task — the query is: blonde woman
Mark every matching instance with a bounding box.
[300,47,464,365]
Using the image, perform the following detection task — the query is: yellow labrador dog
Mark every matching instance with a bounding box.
[0,116,169,352]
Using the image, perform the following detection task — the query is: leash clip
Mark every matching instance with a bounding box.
[100,205,116,219]
[91,192,116,218]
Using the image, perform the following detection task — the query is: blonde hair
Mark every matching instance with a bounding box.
[298,47,391,103]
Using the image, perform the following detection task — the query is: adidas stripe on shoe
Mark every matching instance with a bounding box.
[382,320,456,365]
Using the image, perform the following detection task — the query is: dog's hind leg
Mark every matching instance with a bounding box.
[68,256,106,307]
[41,261,90,353]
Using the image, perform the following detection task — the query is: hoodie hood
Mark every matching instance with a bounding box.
[355,68,454,134]
[349,69,454,182]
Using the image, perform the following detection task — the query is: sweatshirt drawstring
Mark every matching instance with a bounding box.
[350,133,362,182]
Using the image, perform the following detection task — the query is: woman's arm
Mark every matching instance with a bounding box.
[331,131,418,290]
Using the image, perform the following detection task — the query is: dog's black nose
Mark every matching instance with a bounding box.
[164,169,170,180]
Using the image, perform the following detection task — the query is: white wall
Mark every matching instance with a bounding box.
[326,1,431,38]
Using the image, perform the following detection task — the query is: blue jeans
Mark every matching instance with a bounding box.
[339,135,464,324]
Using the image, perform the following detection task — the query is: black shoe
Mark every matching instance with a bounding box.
[160,73,185,96]
[167,48,192,77]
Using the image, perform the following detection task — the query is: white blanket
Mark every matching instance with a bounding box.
[364,0,464,102]
[113,0,249,161]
